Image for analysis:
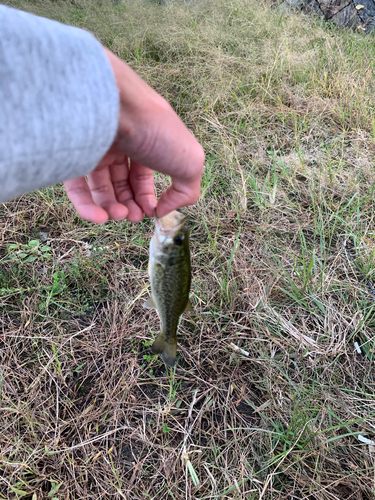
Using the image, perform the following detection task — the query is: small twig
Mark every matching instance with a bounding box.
[336,234,375,296]
[230,342,249,356]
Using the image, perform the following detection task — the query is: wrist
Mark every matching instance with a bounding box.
[103,48,169,137]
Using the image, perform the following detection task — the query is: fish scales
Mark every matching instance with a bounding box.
[144,210,192,366]
[152,242,190,334]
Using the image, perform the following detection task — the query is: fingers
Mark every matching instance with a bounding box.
[129,161,157,218]
[65,137,202,223]
[107,159,156,222]
[87,163,129,221]
[64,177,109,223]
[64,154,156,224]
[108,160,141,222]
[154,142,205,217]
[156,177,202,218]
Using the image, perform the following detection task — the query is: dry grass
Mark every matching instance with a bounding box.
[1,0,375,498]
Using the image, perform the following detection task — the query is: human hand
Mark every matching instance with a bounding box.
[64,48,205,223]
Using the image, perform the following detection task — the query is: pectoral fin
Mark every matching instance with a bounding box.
[184,298,193,313]
[143,296,157,310]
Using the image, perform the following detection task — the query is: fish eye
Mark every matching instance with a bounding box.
[174,235,184,245]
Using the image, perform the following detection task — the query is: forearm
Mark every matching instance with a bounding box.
[0,6,119,203]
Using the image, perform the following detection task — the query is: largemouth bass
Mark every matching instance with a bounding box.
[144,209,192,367]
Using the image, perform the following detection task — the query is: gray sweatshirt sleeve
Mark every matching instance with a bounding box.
[0,6,119,203]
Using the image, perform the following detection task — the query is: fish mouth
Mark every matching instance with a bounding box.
[154,209,185,234]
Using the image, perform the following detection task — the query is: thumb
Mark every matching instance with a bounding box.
[156,177,201,217]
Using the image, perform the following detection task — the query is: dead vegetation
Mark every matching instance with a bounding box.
[1,0,375,498]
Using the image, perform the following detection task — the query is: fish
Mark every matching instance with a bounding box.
[144,209,192,367]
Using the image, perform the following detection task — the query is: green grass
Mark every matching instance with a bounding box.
[1,0,375,498]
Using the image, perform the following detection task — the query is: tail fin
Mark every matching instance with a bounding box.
[151,332,177,367]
